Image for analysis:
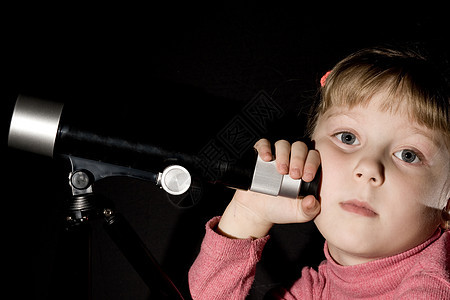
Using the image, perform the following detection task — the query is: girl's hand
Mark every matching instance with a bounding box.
[217,139,321,239]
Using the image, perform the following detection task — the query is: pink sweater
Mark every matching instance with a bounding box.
[189,217,450,299]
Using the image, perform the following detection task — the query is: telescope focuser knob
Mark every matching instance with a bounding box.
[157,165,191,195]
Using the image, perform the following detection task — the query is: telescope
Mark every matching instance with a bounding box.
[8,93,320,299]
[8,94,320,199]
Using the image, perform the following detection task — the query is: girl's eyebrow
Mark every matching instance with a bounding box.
[408,126,443,150]
[325,111,360,122]
[323,105,367,120]
[325,109,349,119]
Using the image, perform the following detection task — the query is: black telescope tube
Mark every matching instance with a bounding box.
[8,95,320,198]
[7,94,254,189]
[54,101,255,190]
[57,123,255,190]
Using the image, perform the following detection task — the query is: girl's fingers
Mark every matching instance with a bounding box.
[289,141,308,179]
[274,140,291,174]
[303,150,321,182]
[289,142,321,182]
[299,195,321,221]
[254,138,272,161]
[254,139,321,182]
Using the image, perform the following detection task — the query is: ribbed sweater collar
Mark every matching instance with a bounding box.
[323,230,442,297]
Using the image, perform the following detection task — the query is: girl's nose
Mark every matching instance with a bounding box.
[353,158,385,187]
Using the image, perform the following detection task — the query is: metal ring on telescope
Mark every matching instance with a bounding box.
[8,95,64,157]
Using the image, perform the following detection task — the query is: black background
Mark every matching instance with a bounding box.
[2,3,449,299]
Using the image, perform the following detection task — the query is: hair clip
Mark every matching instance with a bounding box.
[320,71,331,87]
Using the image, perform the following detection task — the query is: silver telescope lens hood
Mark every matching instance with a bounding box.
[8,95,64,157]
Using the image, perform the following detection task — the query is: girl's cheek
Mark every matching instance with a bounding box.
[417,177,448,210]
[317,140,347,170]
[316,142,347,196]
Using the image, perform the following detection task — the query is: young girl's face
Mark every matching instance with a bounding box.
[312,92,449,266]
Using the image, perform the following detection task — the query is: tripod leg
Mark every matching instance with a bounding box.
[103,211,184,300]
[50,223,92,300]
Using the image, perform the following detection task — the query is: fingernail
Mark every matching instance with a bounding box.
[290,168,300,178]
[280,164,289,174]
[305,197,317,210]
[306,198,314,209]
[260,152,272,161]
[303,172,313,182]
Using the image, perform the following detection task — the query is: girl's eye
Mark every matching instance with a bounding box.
[393,150,421,164]
[335,132,360,145]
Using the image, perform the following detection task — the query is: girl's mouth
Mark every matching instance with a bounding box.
[339,200,378,217]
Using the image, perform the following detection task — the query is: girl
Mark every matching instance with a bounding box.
[189,47,450,299]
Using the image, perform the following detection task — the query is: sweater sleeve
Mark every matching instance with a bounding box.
[267,263,327,299]
[188,216,270,300]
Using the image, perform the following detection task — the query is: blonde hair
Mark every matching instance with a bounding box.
[308,47,448,138]
[307,46,450,229]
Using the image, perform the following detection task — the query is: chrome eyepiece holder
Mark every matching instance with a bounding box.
[250,155,321,199]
